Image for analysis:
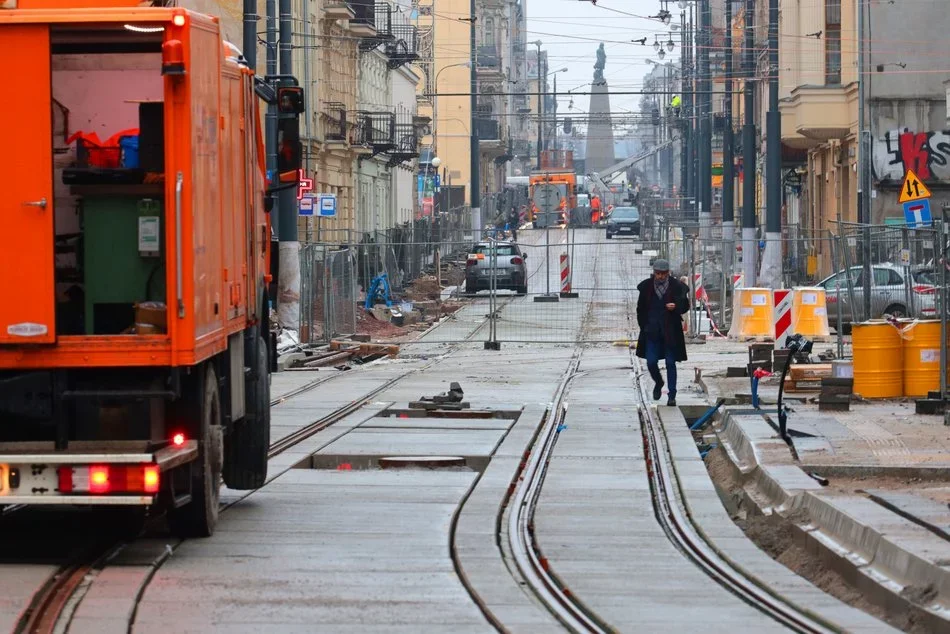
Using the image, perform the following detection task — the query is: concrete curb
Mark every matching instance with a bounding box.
[715,408,950,629]
[660,407,897,632]
[451,405,564,632]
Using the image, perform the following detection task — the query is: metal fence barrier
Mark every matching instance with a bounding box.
[295,220,949,349]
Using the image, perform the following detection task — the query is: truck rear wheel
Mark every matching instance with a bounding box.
[168,364,222,538]
[223,336,270,490]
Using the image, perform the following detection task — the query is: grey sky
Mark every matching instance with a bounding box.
[526,0,677,119]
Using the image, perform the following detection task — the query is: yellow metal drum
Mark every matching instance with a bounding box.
[729,288,774,340]
[852,321,903,399]
[901,320,942,398]
[791,287,830,338]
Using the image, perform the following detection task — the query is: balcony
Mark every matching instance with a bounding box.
[512,139,532,157]
[323,103,348,144]
[388,122,420,167]
[357,2,394,51]
[385,24,419,70]
[325,2,355,20]
[780,83,858,149]
[357,111,396,160]
[348,0,378,38]
[475,117,500,142]
[476,44,504,78]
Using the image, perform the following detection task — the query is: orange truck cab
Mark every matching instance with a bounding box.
[0,0,304,537]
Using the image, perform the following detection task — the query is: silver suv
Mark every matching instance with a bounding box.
[819,264,936,328]
[465,241,528,295]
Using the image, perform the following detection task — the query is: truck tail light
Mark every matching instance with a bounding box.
[913,284,935,295]
[467,258,478,267]
[89,466,111,494]
[56,465,160,495]
[173,432,186,447]
[511,257,523,265]
[143,465,161,494]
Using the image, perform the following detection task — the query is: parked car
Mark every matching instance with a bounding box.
[465,241,528,295]
[605,206,640,239]
[818,263,936,328]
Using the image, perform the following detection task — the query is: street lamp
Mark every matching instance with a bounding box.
[433,62,471,157]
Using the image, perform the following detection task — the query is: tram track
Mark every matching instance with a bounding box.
[633,357,837,633]
[11,290,524,634]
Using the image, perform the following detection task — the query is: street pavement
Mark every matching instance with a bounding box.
[2,228,918,632]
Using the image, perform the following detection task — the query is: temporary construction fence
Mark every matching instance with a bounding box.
[295,221,950,349]
[299,244,357,344]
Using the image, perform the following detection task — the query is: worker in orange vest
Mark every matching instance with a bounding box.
[590,194,602,224]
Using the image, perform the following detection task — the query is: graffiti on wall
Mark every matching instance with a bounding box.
[873,128,950,182]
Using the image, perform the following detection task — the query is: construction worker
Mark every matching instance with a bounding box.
[590,194,602,224]
[670,94,682,117]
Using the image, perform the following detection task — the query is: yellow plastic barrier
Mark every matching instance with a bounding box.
[729,288,774,340]
[901,320,942,398]
[791,287,831,339]
[852,321,903,399]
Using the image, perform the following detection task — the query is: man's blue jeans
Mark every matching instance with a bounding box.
[646,338,677,395]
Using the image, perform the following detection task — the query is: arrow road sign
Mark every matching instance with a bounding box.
[903,199,933,228]
[899,169,933,204]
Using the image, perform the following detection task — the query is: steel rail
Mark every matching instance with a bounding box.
[20,288,524,634]
[506,355,611,633]
[634,363,838,634]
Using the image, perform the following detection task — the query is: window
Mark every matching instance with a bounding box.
[474,244,517,256]
[484,17,495,47]
[825,0,841,85]
[874,268,904,287]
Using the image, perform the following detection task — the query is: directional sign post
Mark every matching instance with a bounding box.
[899,169,934,228]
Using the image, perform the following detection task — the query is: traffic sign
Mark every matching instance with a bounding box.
[898,169,932,204]
[533,184,560,213]
[903,199,933,228]
[317,194,337,218]
[298,193,316,216]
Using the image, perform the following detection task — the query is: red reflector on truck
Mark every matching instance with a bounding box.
[58,467,73,493]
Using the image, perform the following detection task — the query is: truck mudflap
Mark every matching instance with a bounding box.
[0,441,198,505]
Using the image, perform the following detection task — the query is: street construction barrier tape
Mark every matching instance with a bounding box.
[729,288,774,341]
[791,287,831,340]
[773,289,793,350]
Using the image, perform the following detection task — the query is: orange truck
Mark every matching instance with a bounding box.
[529,150,577,228]
[0,0,303,536]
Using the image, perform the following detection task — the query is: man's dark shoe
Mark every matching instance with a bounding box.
[653,381,663,401]
[667,395,677,407]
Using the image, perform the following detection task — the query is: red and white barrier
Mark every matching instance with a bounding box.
[692,273,708,303]
[773,289,793,349]
[732,273,744,289]
[559,253,577,298]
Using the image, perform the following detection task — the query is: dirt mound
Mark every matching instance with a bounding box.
[407,276,442,301]
[355,310,407,338]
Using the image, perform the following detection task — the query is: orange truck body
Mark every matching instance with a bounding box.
[528,150,577,224]
[0,1,269,370]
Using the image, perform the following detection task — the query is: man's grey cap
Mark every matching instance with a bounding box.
[653,258,670,272]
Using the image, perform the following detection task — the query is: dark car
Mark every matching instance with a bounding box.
[465,241,528,295]
[605,206,640,239]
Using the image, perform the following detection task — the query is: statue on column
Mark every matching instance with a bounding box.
[593,43,606,84]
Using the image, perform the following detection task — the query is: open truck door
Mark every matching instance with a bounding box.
[0,25,56,345]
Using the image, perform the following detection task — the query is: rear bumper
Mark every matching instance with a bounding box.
[0,441,198,506]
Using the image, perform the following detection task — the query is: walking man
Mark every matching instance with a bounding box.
[636,258,690,406]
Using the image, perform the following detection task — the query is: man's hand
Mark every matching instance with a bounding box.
[666,303,676,311]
